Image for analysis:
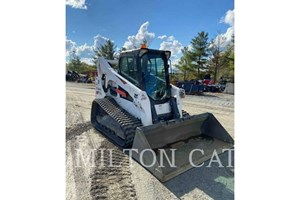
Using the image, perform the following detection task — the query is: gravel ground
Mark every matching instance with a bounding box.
[66,82,234,200]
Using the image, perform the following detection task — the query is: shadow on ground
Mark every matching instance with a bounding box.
[164,152,234,200]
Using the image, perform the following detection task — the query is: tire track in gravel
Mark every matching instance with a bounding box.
[66,122,93,141]
[69,133,93,200]
[66,95,86,126]
[66,87,93,127]
[90,140,137,200]
[67,83,137,200]
[66,88,99,200]
[67,126,105,200]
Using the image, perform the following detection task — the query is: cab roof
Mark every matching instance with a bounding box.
[120,48,171,59]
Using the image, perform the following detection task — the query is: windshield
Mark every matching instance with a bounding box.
[141,53,170,101]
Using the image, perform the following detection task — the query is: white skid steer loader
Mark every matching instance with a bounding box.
[91,46,234,182]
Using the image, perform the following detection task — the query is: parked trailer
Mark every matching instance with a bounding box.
[176,81,204,95]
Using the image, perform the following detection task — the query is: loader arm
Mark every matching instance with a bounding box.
[95,57,153,126]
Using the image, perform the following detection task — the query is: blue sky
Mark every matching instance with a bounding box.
[66,0,234,64]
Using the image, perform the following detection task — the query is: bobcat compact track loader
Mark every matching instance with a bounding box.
[91,46,234,182]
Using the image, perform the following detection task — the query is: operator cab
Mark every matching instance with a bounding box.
[118,47,172,103]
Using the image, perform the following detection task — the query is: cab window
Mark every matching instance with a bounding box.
[119,57,139,86]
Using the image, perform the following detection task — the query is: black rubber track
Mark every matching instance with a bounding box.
[91,97,191,148]
[91,97,143,148]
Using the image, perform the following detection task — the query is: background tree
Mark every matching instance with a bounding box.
[68,50,82,71]
[66,50,96,74]
[226,34,234,81]
[175,47,195,80]
[188,31,209,79]
[93,40,116,63]
[209,36,227,82]
[208,34,234,83]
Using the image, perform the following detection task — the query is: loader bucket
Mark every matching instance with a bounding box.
[131,112,234,182]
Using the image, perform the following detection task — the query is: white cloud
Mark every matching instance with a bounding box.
[158,35,184,67]
[220,9,234,26]
[171,58,181,66]
[76,43,94,58]
[123,21,155,50]
[66,35,110,65]
[214,9,234,48]
[66,0,87,9]
[159,39,183,57]
[167,36,175,41]
[158,35,167,40]
[122,22,183,64]
[93,34,110,49]
[66,38,77,57]
[216,27,234,47]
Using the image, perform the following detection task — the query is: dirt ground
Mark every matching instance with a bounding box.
[66,82,234,200]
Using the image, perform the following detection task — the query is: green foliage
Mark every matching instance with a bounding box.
[66,62,96,74]
[175,32,234,83]
[209,36,226,82]
[68,51,82,70]
[66,51,96,74]
[188,31,210,79]
[207,34,234,82]
[227,35,234,80]
[175,47,196,81]
[93,40,116,64]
